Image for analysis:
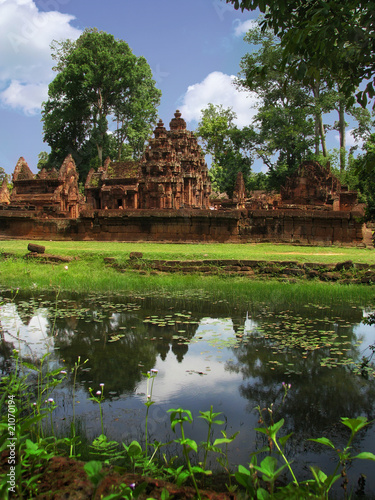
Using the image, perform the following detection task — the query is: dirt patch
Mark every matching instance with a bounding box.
[1,454,236,499]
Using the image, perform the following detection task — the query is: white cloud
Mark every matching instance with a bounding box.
[0,81,48,115]
[179,71,258,128]
[233,18,257,37]
[0,0,81,114]
[334,129,363,149]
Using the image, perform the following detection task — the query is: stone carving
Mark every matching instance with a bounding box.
[279,160,358,211]
[1,115,368,247]
[0,178,10,205]
[85,111,211,210]
[8,155,81,218]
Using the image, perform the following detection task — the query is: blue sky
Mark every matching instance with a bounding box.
[0,0,260,175]
[0,0,364,177]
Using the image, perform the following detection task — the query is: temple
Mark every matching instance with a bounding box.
[85,111,211,210]
[0,111,371,247]
[7,155,81,218]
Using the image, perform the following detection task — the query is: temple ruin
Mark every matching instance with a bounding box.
[0,111,371,247]
[85,111,211,210]
[8,155,81,218]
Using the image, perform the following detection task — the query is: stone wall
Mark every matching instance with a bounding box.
[0,208,367,246]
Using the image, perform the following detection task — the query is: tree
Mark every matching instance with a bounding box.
[36,152,49,171]
[42,29,161,180]
[350,134,375,219]
[226,0,375,107]
[196,104,256,197]
[0,167,6,182]
[238,25,315,188]
[238,21,375,177]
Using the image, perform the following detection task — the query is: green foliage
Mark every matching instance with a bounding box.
[0,166,9,184]
[238,22,316,187]
[236,386,375,499]
[42,28,161,181]
[36,152,49,171]
[1,347,375,498]
[349,133,375,219]
[226,0,375,108]
[196,103,255,197]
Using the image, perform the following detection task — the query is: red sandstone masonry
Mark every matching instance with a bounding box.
[0,208,366,246]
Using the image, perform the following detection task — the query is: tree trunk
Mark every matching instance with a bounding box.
[318,114,327,157]
[312,82,327,157]
[314,116,320,155]
[338,99,346,171]
[97,144,103,165]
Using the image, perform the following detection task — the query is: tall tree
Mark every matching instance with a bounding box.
[350,133,375,219]
[196,104,256,197]
[42,29,161,180]
[238,25,315,188]
[226,0,375,107]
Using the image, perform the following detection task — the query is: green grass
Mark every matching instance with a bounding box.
[1,239,375,263]
[0,240,374,306]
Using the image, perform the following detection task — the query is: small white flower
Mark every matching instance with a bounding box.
[48,398,54,403]
[96,391,101,396]
[99,383,104,387]
[64,265,68,270]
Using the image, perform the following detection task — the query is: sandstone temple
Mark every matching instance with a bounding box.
[85,111,211,210]
[0,111,372,247]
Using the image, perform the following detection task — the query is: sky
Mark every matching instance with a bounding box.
[0,0,261,174]
[0,0,362,177]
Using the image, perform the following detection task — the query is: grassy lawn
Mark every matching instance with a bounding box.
[0,240,374,303]
[1,239,375,264]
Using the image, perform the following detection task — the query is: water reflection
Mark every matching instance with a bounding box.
[1,290,375,492]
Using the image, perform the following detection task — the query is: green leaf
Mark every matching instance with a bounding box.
[308,437,335,449]
[352,452,375,461]
[257,487,271,499]
[254,427,269,436]
[84,460,103,486]
[213,437,233,446]
[341,416,370,434]
[181,438,198,453]
[279,432,293,447]
[125,440,142,458]
[191,465,212,475]
[268,418,284,439]
[238,464,250,476]
[252,456,288,482]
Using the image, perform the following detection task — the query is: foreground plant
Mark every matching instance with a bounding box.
[198,406,239,490]
[236,384,375,499]
[84,460,148,499]
[0,350,65,498]
[143,368,158,458]
[167,408,212,500]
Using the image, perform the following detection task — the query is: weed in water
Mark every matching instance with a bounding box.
[235,385,375,499]
[167,407,212,500]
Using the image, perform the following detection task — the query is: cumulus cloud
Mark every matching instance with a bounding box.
[0,81,48,115]
[334,129,364,149]
[0,0,81,114]
[179,71,258,128]
[233,18,257,37]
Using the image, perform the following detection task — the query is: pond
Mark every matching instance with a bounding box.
[1,287,375,496]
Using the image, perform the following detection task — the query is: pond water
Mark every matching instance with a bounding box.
[1,288,375,496]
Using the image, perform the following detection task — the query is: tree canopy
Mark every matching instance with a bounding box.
[196,104,256,197]
[42,29,161,180]
[238,24,315,185]
[226,0,375,107]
